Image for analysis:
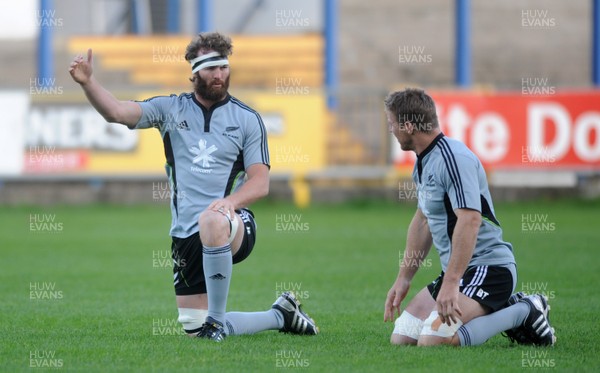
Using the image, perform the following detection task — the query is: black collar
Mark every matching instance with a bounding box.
[417,132,445,160]
[191,93,230,112]
[191,93,230,132]
[416,132,444,183]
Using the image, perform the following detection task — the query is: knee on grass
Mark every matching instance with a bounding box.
[390,311,423,345]
[417,311,462,346]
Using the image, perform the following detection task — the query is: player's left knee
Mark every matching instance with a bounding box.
[391,334,418,345]
[391,311,423,345]
[198,210,230,237]
[198,210,226,229]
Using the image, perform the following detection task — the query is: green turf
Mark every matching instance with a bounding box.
[1,198,599,372]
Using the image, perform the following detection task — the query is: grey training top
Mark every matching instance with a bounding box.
[134,93,270,238]
[413,133,515,271]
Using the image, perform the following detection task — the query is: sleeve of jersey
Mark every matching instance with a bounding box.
[242,112,271,168]
[132,96,174,133]
[438,153,481,212]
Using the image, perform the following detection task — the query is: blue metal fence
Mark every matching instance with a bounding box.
[36,0,600,93]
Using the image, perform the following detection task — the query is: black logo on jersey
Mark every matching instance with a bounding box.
[209,273,226,280]
[426,173,435,186]
[222,126,240,139]
[177,120,190,131]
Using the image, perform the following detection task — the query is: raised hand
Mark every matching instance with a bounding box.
[68,48,93,85]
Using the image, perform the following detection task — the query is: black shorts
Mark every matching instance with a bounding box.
[427,265,515,312]
[171,208,257,296]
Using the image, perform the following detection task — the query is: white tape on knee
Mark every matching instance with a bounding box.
[420,311,463,338]
[177,308,208,333]
[392,311,424,340]
[228,214,240,244]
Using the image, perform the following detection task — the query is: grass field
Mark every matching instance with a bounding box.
[1,198,599,372]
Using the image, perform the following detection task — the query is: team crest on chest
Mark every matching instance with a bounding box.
[222,125,240,139]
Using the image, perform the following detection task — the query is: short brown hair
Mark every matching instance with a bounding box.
[384,88,439,132]
[185,32,233,62]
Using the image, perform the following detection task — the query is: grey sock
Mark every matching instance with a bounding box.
[457,303,529,346]
[225,310,284,335]
[202,244,232,326]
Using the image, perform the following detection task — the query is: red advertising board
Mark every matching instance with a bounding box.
[392,91,600,170]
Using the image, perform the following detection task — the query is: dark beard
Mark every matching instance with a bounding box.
[193,74,230,102]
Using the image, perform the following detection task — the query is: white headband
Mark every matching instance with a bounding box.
[190,51,229,73]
